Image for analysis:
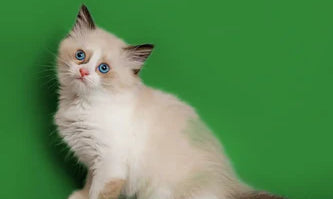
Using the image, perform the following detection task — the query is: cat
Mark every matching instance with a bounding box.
[54,4,285,199]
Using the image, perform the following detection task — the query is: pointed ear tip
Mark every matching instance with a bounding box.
[80,4,88,9]
[142,44,154,51]
[147,44,154,49]
[79,4,91,14]
[73,3,95,30]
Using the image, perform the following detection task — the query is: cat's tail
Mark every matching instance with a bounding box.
[235,191,287,199]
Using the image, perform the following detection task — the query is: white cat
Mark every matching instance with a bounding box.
[54,5,284,199]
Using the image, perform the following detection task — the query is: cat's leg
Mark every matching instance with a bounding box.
[68,170,92,199]
[88,156,127,199]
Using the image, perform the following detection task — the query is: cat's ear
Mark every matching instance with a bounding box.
[124,44,154,75]
[72,4,95,33]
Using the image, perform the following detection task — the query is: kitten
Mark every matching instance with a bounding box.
[54,5,285,199]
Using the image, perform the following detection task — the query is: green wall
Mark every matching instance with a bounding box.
[0,1,332,199]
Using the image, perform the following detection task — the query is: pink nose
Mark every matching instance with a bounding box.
[79,68,89,77]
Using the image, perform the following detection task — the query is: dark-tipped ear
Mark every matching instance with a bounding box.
[124,44,154,74]
[72,4,95,32]
[124,44,154,63]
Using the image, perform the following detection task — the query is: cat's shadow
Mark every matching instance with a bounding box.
[34,33,86,190]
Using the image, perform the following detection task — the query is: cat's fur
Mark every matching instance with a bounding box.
[54,5,285,199]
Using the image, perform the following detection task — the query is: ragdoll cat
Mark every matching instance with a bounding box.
[54,5,285,199]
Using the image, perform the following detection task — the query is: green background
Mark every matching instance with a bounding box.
[0,0,332,199]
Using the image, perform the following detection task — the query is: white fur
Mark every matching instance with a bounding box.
[55,16,251,199]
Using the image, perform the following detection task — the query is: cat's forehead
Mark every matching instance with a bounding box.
[66,28,127,54]
[88,29,125,46]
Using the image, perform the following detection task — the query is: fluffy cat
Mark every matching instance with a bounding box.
[54,5,285,199]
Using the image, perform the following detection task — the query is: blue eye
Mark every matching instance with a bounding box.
[98,63,110,74]
[75,50,85,60]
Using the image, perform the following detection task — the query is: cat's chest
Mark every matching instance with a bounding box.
[55,100,135,164]
[57,102,133,137]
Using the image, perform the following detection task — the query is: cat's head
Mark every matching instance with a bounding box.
[57,5,154,95]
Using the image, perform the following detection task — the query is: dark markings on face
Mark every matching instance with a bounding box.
[73,49,92,65]
[132,69,141,75]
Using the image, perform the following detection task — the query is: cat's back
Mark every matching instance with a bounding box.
[135,86,198,125]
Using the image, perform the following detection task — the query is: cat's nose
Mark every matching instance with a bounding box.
[79,68,90,77]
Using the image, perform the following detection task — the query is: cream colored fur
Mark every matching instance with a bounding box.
[55,5,251,199]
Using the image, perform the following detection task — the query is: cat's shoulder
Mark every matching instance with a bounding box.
[138,86,198,117]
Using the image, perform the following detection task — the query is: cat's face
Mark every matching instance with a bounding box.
[57,5,153,95]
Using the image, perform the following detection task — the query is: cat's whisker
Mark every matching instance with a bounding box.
[45,48,58,57]
[39,77,57,87]
[84,77,96,86]
[47,82,59,90]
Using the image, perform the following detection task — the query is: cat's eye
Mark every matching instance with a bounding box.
[98,63,110,74]
[75,50,86,61]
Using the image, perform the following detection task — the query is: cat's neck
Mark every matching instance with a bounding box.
[58,84,144,107]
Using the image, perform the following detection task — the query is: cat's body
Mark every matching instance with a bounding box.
[56,84,245,199]
[54,5,284,199]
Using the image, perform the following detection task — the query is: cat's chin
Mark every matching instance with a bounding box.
[70,79,95,94]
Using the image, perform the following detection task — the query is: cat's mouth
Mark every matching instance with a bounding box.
[75,77,87,83]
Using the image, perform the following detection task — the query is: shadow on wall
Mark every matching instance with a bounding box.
[34,32,87,189]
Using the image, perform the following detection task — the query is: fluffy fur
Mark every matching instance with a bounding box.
[54,5,284,199]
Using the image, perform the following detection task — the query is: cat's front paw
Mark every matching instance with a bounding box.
[68,190,88,199]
